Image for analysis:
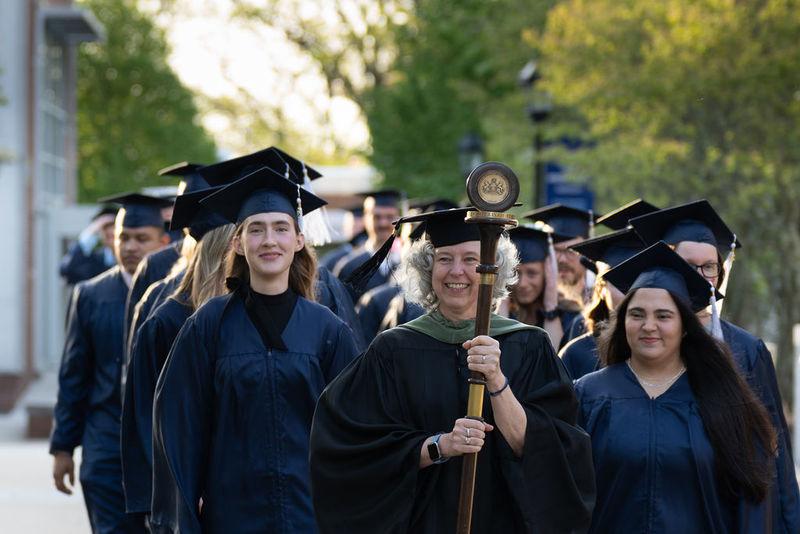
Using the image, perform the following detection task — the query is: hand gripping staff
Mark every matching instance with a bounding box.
[456,162,519,534]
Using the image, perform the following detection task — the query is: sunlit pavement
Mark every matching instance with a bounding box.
[0,411,90,533]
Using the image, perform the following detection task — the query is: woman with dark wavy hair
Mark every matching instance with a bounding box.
[576,242,776,533]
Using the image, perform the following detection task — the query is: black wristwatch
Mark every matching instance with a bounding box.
[427,433,449,464]
[542,308,560,321]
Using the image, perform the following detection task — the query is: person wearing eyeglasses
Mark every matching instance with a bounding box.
[630,200,800,533]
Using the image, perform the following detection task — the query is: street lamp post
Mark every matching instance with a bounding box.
[518,61,552,208]
[458,132,485,179]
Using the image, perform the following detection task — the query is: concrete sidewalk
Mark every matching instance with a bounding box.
[0,409,90,533]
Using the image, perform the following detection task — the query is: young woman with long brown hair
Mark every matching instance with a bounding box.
[150,168,359,533]
[575,242,776,532]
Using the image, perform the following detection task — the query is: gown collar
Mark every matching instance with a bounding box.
[400,310,537,345]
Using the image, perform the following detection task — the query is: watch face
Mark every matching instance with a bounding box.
[427,441,441,461]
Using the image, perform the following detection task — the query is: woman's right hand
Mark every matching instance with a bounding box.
[440,417,494,457]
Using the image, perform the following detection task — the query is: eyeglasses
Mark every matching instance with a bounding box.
[690,262,722,278]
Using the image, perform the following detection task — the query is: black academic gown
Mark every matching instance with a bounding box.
[559,332,600,380]
[316,266,366,351]
[50,266,147,534]
[355,284,424,343]
[150,291,359,534]
[121,295,192,515]
[310,322,596,533]
[59,241,114,285]
[123,242,182,351]
[576,364,769,533]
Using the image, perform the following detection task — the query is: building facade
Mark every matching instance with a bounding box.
[0,0,102,412]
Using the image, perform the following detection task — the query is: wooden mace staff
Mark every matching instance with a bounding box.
[456,162,520,534]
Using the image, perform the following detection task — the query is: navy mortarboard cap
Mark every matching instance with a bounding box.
[200,166,326,225]
[345,207,478,292]
[508,226,569,264]
[198,147,322,187]
[158,161,210,194]
[169,186,230,241]
[98,192,171,229]
[629,199,741,255]
[360,189,404,208]
[603,241,723,312]
[595,199,659,230]
[92,205,118,221]
[522,203,597,238]
[570,228,647,268]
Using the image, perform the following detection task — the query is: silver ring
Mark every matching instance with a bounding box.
[466,428,470,438]
[465,436,471,445]
[482,355,486,363]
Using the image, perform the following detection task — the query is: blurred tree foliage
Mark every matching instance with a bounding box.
[538,0,800,398]
[76,0,216,201]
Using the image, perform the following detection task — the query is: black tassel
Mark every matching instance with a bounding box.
[345,232,398,294]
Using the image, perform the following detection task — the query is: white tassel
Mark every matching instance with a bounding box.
[709,282,724,341]
[547,234,559,284]
[297,162,333,246]
[716,234,737,316]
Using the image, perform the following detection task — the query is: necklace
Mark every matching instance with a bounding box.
[626,360,686,389]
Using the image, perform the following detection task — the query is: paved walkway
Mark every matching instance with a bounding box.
[0,410,90,533]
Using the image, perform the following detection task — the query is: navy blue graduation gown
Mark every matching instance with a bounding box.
[334,249,395,301]
[319,242,354,271]
[125,271,184,363]
[576,363,769,533]
[59,241,114,285]
[315,266,366,351]
[150,293,359,533]
[559,332,600,380]
[355,284,423,343]
[123,242,181,350]
[561,314,587,347]
[50,266,146,534]
[121,295,192,514]
[309,325,596,533]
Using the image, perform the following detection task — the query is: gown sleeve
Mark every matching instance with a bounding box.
[495,332,596,532]
[50,285,94,454]
[310,337,430,533]
[150,316,214,534]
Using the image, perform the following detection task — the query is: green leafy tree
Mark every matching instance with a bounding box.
[538,0,800,399]
[366,0,558,200]
[76,0,216,201]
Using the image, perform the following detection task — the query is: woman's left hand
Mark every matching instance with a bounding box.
[463,335,505,391]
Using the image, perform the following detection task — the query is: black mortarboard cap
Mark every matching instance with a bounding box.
[409,197,459,213]
[345,207,478,292]
[92,205,119,221]
[158,161,211,194]
[629,199,741,255]
[570,228,647,268]
[603,241,723,312]
[199,166,326,224]
[595,199,659,230]
[522,203,597,238]
[169,186,230,241]
[98,192,170,229]
[508,226,570,264]
[360,189,404,208]
[198,147,322,187]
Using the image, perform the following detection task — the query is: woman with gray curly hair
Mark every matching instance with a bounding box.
[310,207,595,534]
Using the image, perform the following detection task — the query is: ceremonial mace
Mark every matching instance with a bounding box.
[456,162,520,534]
